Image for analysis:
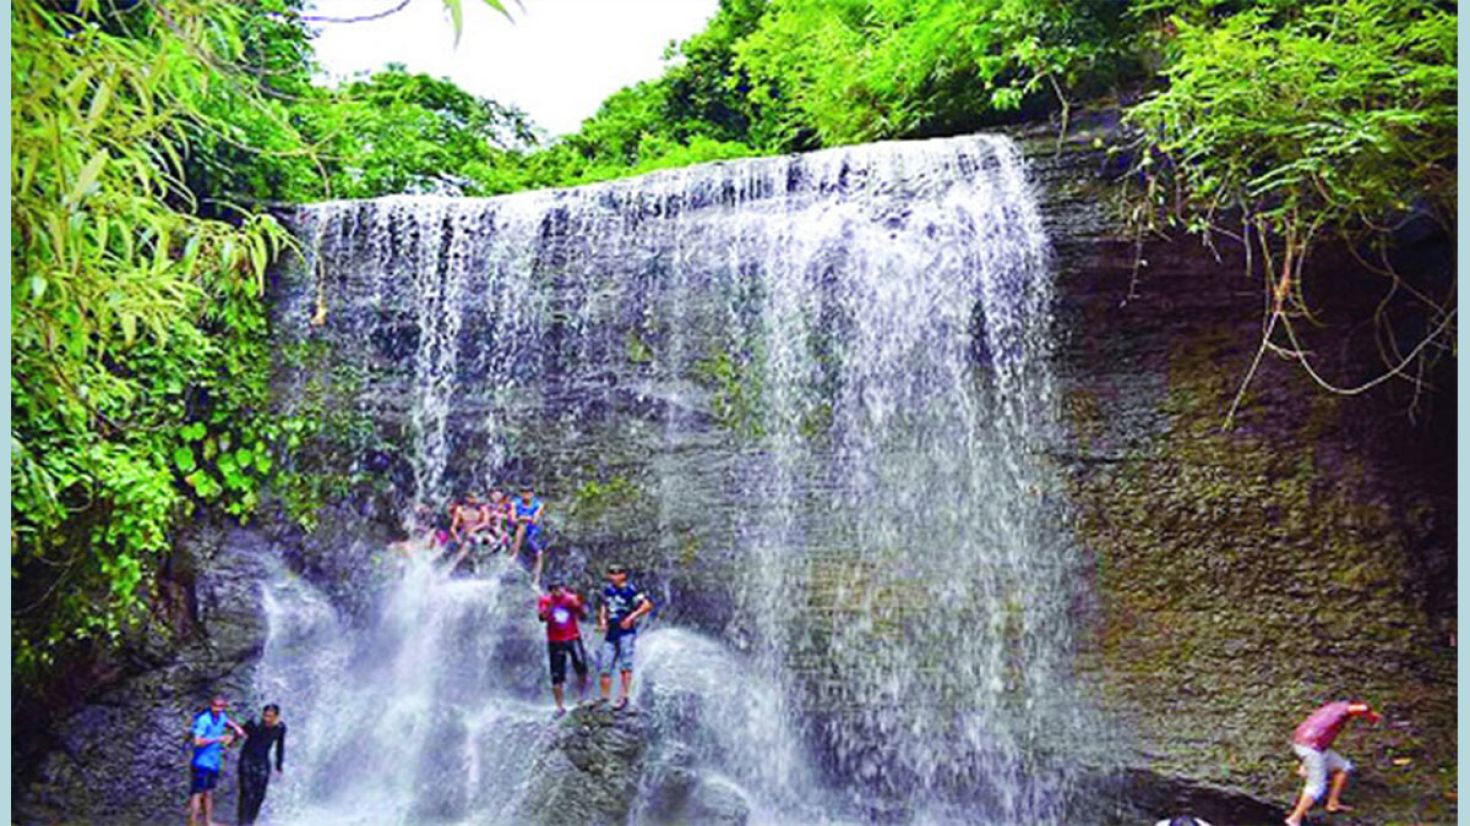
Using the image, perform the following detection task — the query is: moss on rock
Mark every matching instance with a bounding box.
[1067,330,1456,823]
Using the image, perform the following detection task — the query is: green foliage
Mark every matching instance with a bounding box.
[521,0,1138,183]
[625,329,654,365]
[1123,0,1456,404]
[732,0,1133,145]
[9,0,535,683]
[691,347,767,439]
[11,0,299,674]
[12,0,1456,686]
[570,475,642,523]
[315,67,536,198]
[1127,0,1455,239]
[522,0,777,187]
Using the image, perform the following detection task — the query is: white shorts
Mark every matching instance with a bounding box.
[1292,743,1353,800]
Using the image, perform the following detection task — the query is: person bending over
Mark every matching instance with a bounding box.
[1285,699,1382,826]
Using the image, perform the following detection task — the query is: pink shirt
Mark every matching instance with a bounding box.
[1293,701,1356,750]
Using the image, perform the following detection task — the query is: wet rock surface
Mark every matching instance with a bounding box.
[1018,115,1456,823]
[512,704,647,825]
[15,521,277,825]
[639,770,752,826]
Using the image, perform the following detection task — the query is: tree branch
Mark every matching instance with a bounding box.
[302,0,414,25]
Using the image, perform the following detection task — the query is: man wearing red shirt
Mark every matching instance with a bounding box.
[1285,700,1382,826]
[538,581,589,717]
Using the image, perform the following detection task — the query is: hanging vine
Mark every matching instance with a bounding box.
[1120,0,1456,427]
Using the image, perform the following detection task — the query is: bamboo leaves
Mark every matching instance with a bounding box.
[11,0,298,677]
[442,0,509,44]
[66,150,109,208]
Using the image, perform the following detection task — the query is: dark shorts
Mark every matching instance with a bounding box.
[190,765,219,794]
[547,638,588,685]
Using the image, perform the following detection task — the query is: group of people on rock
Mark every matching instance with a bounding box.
[396,483,657,715]
[393,483,551,586]
[184,691,1375,825]
[186,695,285,826]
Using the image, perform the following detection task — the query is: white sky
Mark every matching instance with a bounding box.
[308,0,721,137]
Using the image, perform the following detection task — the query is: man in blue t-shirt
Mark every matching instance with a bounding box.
[510,484,549,587]
[597,564,653,710]
[188,694,246,826]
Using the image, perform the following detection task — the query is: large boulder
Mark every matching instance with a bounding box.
[510,704,647,825]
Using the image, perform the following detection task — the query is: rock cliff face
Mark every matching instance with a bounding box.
[1022,118,1457,823]
[14,121,1455,825]
[15,521,277,824]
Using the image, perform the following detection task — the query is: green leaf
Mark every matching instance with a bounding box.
[67,149,110,206]
[234,447,253,468]
[444,0,464,44]
[27,276,46,301]
[173,446,196,474]
[87,73,114,127]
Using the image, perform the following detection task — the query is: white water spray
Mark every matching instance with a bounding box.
[268,134,1099,823]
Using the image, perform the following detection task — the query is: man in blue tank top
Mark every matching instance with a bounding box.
[511,484,548,587]
[187,694,246,826]
[597,564,653,710]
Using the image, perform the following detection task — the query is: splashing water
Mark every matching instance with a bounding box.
[268,134,1101,823]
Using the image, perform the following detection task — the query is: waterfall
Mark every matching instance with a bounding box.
[266,134,1099,823]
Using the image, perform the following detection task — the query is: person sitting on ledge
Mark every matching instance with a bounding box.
[510,484,549,587]
[486,487,513,551]
[446,490,490,573]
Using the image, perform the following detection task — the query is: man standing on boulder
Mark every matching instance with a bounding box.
[597,564,653,710]
[539,581,590,717]
[188,694,246,826]
[1284,699,1382,826]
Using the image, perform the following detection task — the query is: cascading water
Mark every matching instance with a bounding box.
[265,133,1102,824]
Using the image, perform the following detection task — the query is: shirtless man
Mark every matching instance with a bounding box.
[446,492,490,573]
